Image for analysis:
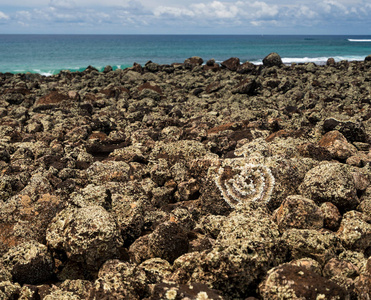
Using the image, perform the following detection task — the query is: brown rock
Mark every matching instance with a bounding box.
[318,130,357,160]
[297,143,332,161]
[149,222,189,263]
[129,235,153,264]
[232,78,256,95]
[262,52,283,67]
[289,258,322,275]
[184,56,204,69]
[299,162,359,212]
[327,57,336,66]
[130,62,143,72]
[237,61,256,74]
[204,59,220,72]
[354,257,371,298]
[206,81,223,93]
[274,195,324,231]
[259,264,348,299]
[320,202,342,231]
[221,57,240,71]
[34,91,71,111]
[323,257,359,295]
[138,81,163,95]
[323,119,368,143]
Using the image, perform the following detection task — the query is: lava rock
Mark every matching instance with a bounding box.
[1,241,54,284]
[262,52,283,67]
[299,162,359,212]
[46,205,123,270]
[259,263,348,299]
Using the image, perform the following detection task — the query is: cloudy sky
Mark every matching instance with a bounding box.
[0,0,370,34]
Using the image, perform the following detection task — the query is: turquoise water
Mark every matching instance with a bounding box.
[0,35,371,75]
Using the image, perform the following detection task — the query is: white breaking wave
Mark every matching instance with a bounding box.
[250,55,366,65]
[348,39,371,42]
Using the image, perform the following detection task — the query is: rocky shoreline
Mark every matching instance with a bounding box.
[0,53,371,299]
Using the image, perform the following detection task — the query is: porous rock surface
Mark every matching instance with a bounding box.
[0,54,371,299]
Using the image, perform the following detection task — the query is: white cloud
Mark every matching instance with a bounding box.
[49,0,76,9]
[0,11,9,20]
[154,6,195,17]
[0,0,370,33]
[249,1,279,18]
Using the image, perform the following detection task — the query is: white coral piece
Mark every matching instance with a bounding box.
[215,159,275,208]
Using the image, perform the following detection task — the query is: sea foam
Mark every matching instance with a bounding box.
[348,39,371,42]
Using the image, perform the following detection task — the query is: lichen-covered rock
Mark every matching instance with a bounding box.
[299,162,359,212]
[0,262,12,281]
[1,240,54,284]
[0,281,21,299]
[282,228,344,265]
[2,54,371,298]
[273,195,324,231]
[46,205,123,270]
[149,282,224,300]
[149,140,212,164]
[171,203,286,298]
[196,215,227,239]
[19,174,54,201]
[58,279,93,299]
[70,184,112,209]
[337,210,371,252]
[44,289,81,300]
[85,160,131,183]
[137,258,173,284]
[88,260,149,299]
[259,263,348,299]
[111,192,147,247]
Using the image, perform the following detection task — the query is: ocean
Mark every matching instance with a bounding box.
[0,34,371,76]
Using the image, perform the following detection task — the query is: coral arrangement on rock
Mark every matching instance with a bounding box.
[0,53,371,299]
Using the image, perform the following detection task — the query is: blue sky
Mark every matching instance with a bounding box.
[0,0,370,34]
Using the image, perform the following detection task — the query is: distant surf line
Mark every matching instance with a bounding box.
[348,39,371,42]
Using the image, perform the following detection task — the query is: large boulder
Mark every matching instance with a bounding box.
[46,205,123,270]
[184,56,203,69]
[171,203,287,298]
[263,52,283,67]
[221,57,240,71]
[299,163,359,212]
